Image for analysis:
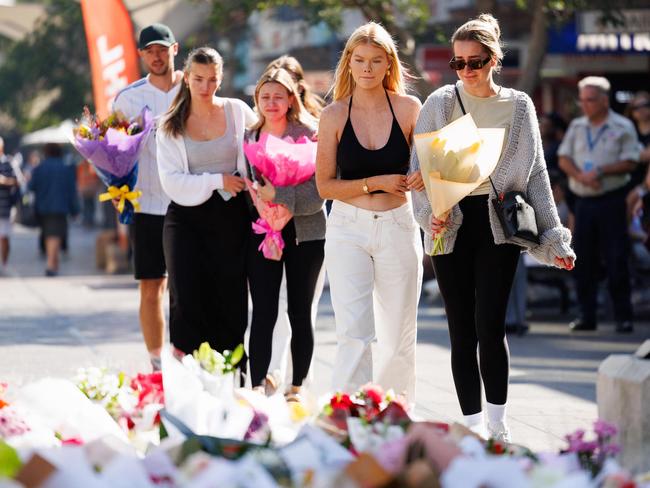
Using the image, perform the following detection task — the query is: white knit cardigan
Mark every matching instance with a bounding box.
[409,83,576,267]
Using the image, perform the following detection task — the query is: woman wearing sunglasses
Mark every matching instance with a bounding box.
[409,14,575,441]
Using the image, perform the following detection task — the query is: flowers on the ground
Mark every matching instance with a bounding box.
[0,407,30,438]
[0,383,30,439]
[193,342,244,375]
[563,419,621,478]
[0,439,21,478]
[1,369,642,488]
[320,384,411,453]
[74,367,163,435]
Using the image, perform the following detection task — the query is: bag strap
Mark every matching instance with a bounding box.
[454,85,466,115]
[454,84,500,198]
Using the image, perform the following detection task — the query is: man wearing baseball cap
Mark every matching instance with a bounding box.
[112,23,182,371]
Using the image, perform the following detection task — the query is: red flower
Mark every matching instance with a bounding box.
[131,372,164,409]
[375,401,411,425]
[0,399,8,409]
[360,384,384,406]
[330,393,353,411]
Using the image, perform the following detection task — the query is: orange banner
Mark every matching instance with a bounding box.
[81,0,140,118]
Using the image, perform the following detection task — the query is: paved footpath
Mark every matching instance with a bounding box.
[0,222,647,452]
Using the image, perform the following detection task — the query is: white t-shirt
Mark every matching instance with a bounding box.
[112,77,181,215]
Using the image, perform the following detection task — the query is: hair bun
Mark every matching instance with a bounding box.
[477,13,501,40]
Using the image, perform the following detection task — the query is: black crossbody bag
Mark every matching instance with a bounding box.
[454,86,540,244]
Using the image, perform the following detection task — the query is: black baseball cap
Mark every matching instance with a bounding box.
[138,23,176,49]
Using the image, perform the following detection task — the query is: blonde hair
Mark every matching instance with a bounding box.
[250,67,313,131]
[331,22,409,101]
[451,14,504,72]
[265,55,325,118]
[162,47,223,137]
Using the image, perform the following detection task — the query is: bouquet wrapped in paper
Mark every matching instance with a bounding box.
[244,132,317,261]
[71,107,154,224]
[413,113,505,255]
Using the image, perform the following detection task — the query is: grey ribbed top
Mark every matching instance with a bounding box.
[184,105,237,175]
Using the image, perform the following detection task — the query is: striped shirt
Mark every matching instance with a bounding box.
[112,77,181,215]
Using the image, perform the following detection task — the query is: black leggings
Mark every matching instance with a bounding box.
[432,196,520,415]
[248,221,324,387]
[163,192,249,356]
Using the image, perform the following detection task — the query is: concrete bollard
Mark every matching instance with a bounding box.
[597,340,650,474]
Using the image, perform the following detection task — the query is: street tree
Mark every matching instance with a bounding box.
[516,0,628,95]
[207,0,434,97]
[0,0,91,133]
[207,0,629,98]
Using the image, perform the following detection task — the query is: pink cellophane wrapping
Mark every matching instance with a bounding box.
[243,133,317,261]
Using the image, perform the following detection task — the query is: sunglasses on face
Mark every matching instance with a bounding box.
[448,55,491,71]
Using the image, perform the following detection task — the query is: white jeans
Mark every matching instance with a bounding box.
[325,200,423,402]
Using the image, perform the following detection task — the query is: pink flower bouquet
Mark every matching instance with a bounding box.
[244,132,317,261]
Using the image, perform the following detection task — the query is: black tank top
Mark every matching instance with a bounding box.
[336,91,411,189]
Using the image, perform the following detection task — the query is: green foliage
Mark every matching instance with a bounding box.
[192,342,244,375]
[0,0,92,133]
[0,440,21,478]
[515,0,627,26]
[207,0,430,36]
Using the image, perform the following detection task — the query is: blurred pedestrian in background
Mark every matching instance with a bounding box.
[540,112,567,174]
[0,136,19,275]
[625,92,650,266]
[558,76,640,333]
[76,160,100,228]
[28,143,79,277]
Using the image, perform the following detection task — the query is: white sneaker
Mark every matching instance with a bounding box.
[487,421,511,443]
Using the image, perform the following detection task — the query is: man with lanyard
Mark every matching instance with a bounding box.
[113,24,182,370]
[558,76,640,333]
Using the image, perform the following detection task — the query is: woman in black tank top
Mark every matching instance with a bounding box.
[315,22,425,403]
[336,90,411,190]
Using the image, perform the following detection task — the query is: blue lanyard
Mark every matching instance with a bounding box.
[586,124,608,152]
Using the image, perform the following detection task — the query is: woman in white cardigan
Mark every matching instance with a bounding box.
[157,47,256,356]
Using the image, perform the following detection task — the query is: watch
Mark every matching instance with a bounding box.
[362,178,370,194]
